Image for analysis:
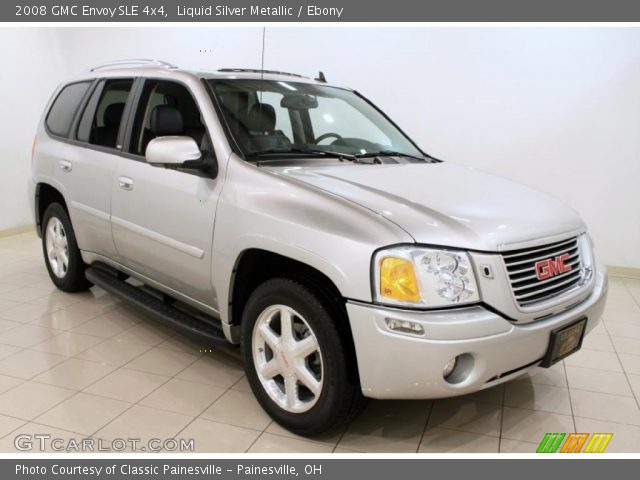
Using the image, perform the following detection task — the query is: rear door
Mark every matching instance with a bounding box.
[110,78,222,308]
[47,78,135,258]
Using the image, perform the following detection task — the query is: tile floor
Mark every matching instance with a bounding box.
[0,231,639,453]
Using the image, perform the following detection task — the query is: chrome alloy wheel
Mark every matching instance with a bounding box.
[45,217,69,279]
[252,304,323,413]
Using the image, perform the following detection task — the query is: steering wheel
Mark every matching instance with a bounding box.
[315,132,343,144]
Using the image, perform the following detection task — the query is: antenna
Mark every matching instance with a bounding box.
[315,71,327,83]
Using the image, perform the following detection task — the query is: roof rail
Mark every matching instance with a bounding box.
[218,68,307,79]
[89,59,177,72]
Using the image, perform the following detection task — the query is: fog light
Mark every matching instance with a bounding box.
[385,318,424,336]
[443,357,457,378]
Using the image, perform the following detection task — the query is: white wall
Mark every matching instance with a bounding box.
[1,27,638,268]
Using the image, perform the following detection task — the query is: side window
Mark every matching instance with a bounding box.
[129,80,207,157]
[76,79,133,149]
[45,82,91,137]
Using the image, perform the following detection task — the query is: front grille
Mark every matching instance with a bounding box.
[502,237,584,307]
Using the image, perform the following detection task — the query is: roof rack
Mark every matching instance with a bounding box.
[218,68,307,79]
[89,59,177,72]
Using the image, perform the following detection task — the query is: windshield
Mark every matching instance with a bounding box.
[208,79,424,160]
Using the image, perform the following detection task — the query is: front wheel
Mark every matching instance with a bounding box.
[242,278,364,436]
[41,203,92,292]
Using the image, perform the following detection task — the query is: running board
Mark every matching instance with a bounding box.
[85,263,240,359]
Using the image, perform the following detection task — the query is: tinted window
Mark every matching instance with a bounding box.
[46,82,91,137]
[129,80,206,156]
[77,79,133,149]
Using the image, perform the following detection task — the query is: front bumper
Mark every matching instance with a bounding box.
[347,268,608,399]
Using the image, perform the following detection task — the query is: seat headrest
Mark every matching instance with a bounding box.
[245,103,276,133]
[103,103,125,128]
[150,105,184,136]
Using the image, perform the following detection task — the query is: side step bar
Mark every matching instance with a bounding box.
[85,263,240,359]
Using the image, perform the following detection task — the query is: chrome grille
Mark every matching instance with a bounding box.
[502,237,584,307]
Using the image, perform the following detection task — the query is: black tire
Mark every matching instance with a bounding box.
[241,278,365,436]
[41,203,92,292]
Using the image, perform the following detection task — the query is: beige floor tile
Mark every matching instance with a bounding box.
[32,358,116,390]
[501,406,574,442]
[499,438,539,453]
[29,308,97,330]
[582,333,615,352]
[504,380,572,415]
[428,398,502,437]
[0,343,22,361]
[248,432,333,453]
[71,314,138,338]
[157,334,212,354]
[201,389,271,430]
[124,347,199,377]
[176,355,244,388]
[0,413,27,439]
[75,338,151,367]
[570,389,640,426]
[361,400,432,424]
[140,378,225,417]
[604,309,640,325]
[419,427,499,453]
[574,417,640,453]
[627,374,640,398]
[112,323,173,346]
[0,287,52,304]
[611,336,640,356]
[605,322,640,339]
[564,349,623,372]
[31,291,84,309]
[32,331,103,356]
[0,381,75,420]
[230,376,253,393]
[35,392,131,435]
[0,303,60,323]
[0,349,66,379]
[264,420,344,446]
[339,415,424,453]
[0,374,23,394]
[178,417,260,453]
[519,364,567,387]
[0,324,60,348]
[85,368,169,403]
[96,404,192,442]
[589,322,607,335]
[65,300,117,316]
[0,319,21,333]
[565,366,633,396]
[619,353,640,375]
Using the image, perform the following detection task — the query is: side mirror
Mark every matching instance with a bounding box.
[145,136,201,166]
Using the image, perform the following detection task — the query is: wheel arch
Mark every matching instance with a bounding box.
[35,182,69,237]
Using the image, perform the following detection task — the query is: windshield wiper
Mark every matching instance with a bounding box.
[355,150,427,161]
[249,148,360,163]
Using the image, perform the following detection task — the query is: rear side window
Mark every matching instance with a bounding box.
[45,82,91,137]
[76,78,134,149]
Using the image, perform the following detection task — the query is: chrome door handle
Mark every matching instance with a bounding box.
[118,176,134,191]
[58,160,72,172]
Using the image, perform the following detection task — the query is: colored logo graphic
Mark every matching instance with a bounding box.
[536,433,613,453]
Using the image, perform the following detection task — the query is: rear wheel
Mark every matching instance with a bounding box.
[242,278,365,436]
[41,203,91,292]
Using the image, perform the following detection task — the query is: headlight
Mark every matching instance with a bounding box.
[373,246,480,308]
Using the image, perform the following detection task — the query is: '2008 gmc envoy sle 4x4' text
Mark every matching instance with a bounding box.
[30,60,608,436]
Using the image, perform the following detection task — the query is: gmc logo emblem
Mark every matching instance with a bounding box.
[535,253,573,280]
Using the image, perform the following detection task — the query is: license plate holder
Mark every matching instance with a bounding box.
[540,317,587,368]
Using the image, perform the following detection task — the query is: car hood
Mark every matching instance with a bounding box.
[264,162,585,251]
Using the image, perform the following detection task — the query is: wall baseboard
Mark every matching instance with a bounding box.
[0,224,35,238]
[606,265,640,279]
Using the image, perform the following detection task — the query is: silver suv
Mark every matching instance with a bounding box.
[30,59,608,436]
